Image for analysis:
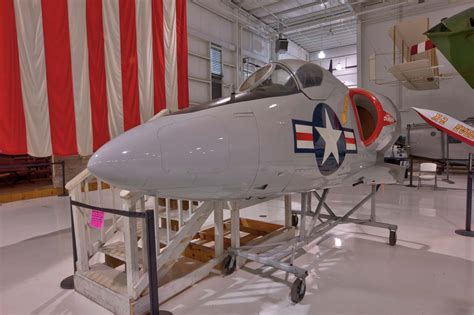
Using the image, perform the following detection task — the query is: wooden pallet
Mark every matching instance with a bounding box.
[184,218,284,265]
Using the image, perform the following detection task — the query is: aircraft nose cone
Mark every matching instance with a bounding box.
[88,122,162,190]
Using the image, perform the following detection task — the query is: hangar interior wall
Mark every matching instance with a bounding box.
[310,44,357,88]
[186,0,308,105]
[358,3,474,128]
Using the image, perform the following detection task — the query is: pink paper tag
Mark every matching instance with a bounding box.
[90,210,105,229]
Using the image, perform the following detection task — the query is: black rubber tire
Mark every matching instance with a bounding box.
[389,230,397,246]
[292,214,299,227]
[290,278,306,303]
[223,255,236,275]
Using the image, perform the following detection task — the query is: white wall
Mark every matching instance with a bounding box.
[186,0,278,105]
[278,39,309,61]
[309,44,357,87]
[359,3,474,128]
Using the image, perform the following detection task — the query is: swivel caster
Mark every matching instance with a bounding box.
[223,255,236,275]
[292,214,299,227]
[290,278,306,303]
[389,230,397,246]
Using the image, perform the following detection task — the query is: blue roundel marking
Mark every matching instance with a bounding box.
[312,103,346,175]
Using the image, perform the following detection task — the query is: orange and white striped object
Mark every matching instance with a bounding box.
[412,107,474,147]
[0,0,188,157]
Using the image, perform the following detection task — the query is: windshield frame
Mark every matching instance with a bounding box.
[238,62,302,93]
[238,63,275,92]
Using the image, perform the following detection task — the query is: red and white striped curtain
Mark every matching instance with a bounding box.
[0,0,188,157]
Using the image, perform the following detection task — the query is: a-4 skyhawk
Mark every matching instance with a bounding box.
[88,59,404,200]
[87,59,405,303]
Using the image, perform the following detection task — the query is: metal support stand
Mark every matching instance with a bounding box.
[455,153,474,237]
[406,125,416,188]
[60,197,77,290]
[442,134,455,184]
[227,187,398,303]
[370,184,376,221]
[145,210,172,315]
[60,160,68,196]
[406,157,416,187]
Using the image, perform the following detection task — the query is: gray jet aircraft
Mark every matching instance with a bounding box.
[88,59,404,200]
[87,59,406,303]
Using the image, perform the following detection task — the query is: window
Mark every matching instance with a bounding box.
[210,46,222,76]
[239,64,272,91]
[252,65,298,94]
[242,57,264,80]
[295,63,323,88]
[239,64,298,96]
[210,45,222,100]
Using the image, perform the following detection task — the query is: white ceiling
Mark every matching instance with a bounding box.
[230,0,471,53]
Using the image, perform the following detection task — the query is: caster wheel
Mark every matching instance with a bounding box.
[292,214,299,227]
[290,278,306,303]
[389,230,397,246]
[223,255,236,275]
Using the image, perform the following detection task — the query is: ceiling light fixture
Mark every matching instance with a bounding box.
[318,50,326,59]
[336,62,343,71]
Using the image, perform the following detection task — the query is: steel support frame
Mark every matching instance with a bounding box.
[228,185,398,281]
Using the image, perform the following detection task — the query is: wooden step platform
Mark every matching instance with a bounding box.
[76,256,207,315]
[77,216,287,314]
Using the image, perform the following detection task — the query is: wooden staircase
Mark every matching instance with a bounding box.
[67,169,294,315]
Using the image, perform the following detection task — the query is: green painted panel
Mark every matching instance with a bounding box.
[425,8,474,88]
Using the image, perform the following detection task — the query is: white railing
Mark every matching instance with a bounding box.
[66,168,207,301]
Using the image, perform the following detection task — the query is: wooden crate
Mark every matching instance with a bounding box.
[183,218,283,265]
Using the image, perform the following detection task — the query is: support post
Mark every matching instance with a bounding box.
[97,179,105,244]
[230,201,240,266]
[406,124,416,188]
[443,134,455,184]
[284,195,292,228]
[61,160,67,196]
[456,153,474,237]
[140,197,148,271]
[178,199,184,229]
[60,196,77,289]
[299,193,307,241]
[214,201,224,258]
[165,198,171,243]
[123,200,140,299]
[153,197,161,258]
[72,187,89,271]
[145,210,159,315]
[370,184,376,221]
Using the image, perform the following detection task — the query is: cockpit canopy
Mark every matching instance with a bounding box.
[173,60,347,115]
[238,59,345,100]
[238,63,299,95]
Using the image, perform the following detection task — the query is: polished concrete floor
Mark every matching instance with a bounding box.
[0,176,473,315]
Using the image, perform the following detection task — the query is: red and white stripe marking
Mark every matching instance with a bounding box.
[410,40,435,56]
[344,130,356,151]
[0,0,188,157]
[295,124,314,150]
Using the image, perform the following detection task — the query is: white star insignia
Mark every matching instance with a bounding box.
[315,109,342,165]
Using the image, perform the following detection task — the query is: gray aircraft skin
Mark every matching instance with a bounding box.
[88,59,403,200]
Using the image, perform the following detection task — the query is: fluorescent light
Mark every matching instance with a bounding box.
[318,50,326,59]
